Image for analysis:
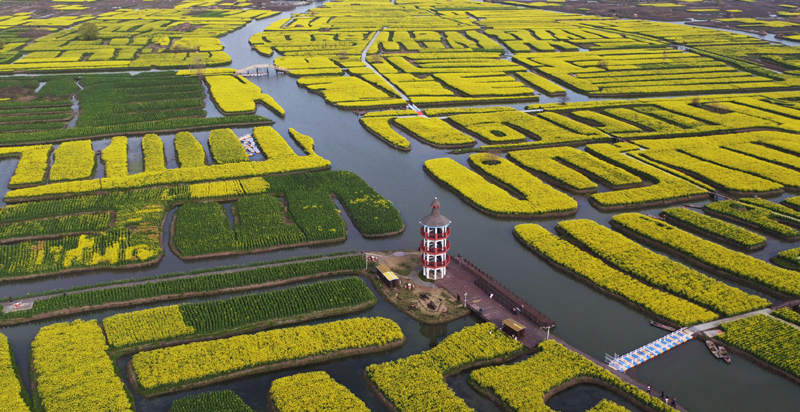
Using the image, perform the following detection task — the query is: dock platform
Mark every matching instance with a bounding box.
[606,329,694,372]
[436,255,554,348]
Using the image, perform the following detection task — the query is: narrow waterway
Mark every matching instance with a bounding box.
[2,4,800,412]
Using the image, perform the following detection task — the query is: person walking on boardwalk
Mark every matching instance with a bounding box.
[665,396,669,405]
[671,397,677,408]
[661,391,665,400]
[647,384,651,394]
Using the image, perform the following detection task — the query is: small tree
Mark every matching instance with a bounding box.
[597,60,608,70]
[77,23,99,41]
[191,52,205,82]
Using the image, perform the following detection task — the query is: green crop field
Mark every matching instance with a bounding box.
[2,0,800,411]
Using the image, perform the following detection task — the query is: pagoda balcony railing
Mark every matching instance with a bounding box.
[420,241,450,254]
[420,227,450,240]
[420,255,450,268]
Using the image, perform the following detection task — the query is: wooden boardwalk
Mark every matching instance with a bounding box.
[435,255,690,411]
[436,256,552,348]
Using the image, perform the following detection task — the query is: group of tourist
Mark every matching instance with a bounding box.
[647,384,678,408]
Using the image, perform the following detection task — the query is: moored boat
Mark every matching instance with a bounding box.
[706,340,721,359]
[718,345,731,363]
[650,320,676,332]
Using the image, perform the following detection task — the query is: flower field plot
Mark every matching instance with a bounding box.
[171,390,254,412]
[717,314,800,379]
[0,77,75,138]
[248,0,800,110]
[470,340,675,412]
[297,76,406,109]
[773,307,800,327]
[394,117,475,148]
[420,117,800,210]
[424,155,577,218]
[374,89,800,152]
[527,92,800,139]
[0,9,277,74]
[31,319,134,412]
[359,116,411,150]
[131,317,404,396]
[0,168,400,279]
[557,219,770,316]
[0,333,29,412]
[508,146,642,193]
[172,171,404,257]
[103,277,376,351]
[4,127,330,200]
[629,131,800,196]
[772,246,800,271]
[704,200,800,240]
[0,72,272,146]
[0,126,400,279]
[0,254,363,325]
[372,107,610,151]
[513,224,717,326]
[612,213,800,298]
[518,48,796,96]
[270,371,369,412]
[205,74,284,117]
[740,197,800,221]
[367,322,524,412]
[660,207,767,250]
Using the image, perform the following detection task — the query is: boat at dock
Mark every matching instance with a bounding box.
[650,320,676,332]
[718,345,731,363]
[706,340,721,359]
[238,134,260,157]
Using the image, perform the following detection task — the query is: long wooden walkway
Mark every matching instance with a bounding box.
[435,255,690,411]
[436,256,553,348]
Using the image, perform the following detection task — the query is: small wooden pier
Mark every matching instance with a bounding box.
[436,255,554,348]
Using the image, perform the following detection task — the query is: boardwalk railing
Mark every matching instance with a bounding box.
[454,255,555,328]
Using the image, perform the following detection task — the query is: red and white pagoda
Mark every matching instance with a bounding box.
[420,197,451,280]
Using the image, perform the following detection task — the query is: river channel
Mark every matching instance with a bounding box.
[1,3,799,411]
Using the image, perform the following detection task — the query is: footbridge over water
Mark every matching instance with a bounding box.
[235,64,289,76]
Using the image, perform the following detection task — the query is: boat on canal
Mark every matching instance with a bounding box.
[650,320,676,332]
[706,340,722,359]
[718,345,731,363]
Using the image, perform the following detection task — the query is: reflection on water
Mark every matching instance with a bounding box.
[419,322,449,348]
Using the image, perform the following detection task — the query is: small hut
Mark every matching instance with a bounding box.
[375,264,400,288]
[502,318,526,339]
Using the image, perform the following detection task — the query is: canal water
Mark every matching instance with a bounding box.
[2,4,800,412]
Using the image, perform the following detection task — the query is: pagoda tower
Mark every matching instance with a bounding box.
[420,197,451,280]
